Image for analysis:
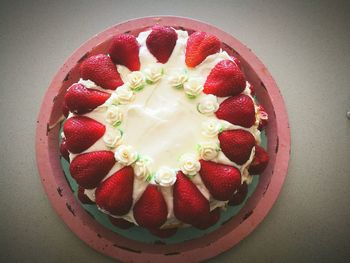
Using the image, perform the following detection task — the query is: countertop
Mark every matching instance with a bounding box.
[0,0,349,262]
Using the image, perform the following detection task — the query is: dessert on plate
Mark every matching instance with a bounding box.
[59,25,269,238]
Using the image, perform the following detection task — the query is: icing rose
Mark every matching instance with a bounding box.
[127,71,145,91]
[168,69,188,89]
[105,105,123,126]
[114,144,138,165]
[155,166,177,186]
[179,153,201,176]
[111,85,135,105]
[133,157,152,181]
[197,94,219,115]
[144,64,163,84]
[202,119,222,137]
[184,78,203,98]
[198,141,220,160]
[103,129,122,148]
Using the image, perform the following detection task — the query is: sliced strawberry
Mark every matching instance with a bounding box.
[204,60,246,97]
[228,182,248,206]
[173,171,210,225]
[109,34,140,71]
[149,228,177,238]
[216,94,256,128]
[249,145,269,175]
[64,83,110,114]
[95,166,134,216]
[70,151,115,189]
[62,101,69,118]
[218,129,255,165]
[185,31,220,67]
[199,160,241,201]
[146,26,178,63]
[257,105,268,131]
[63,116,105,154]
[108,216,134,229]
[133,185,168,229]
[80,54,123,90]
[60,138,70,162]
[192,208,220,230]
[77,186,94,204]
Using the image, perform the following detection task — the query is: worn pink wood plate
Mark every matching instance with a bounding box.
[36,16,290,262]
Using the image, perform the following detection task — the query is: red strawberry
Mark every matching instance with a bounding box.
[95,166,134,216]
[62,101,69,118]
[63,116,105,154]
[199,160,241,201]
[204,60,246,97]
[249,145,269,175]
[77,186,94,204]
[215,94,256,128]
[146,26,178,63]
[70,151,115,189]
[149,228,177,238]
[60,138,70,162]
[228,182,248,206]
[80,54,123,90]
[218,129,255,165]
[64,83,110,114]
[231,56,242,70]
[257,105,268,131]
[109,34,140,71]
[185,31,220,67]
[192,208,220,230]
[173,171,210,225]
[133,185,168,229]
[108,216,134,229]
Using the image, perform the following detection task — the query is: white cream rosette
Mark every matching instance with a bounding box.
[110,85,135,105]
[197,94,219,115]
[168,69,188,89]
[127,71,145,91]
[105,105,123,126]
[103,128,122,148]
[144,64,163,84]
[198,141,220,161]
[133,157,152,181]
[154,166,177,186]
[114,144,138,165]
[201,119,222,137]
[184,78,203,98]
[179,153,201,176]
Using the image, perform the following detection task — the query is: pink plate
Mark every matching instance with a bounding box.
[36,16,290,262]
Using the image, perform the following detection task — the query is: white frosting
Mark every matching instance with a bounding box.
[155,166,177,186]
[198,141,220,161]
[110,85,135,105]
[133,157,152,181]
[197,94,219,115]
[184,78,203,98]
[127,71,145,91]
[105,105,123,126]
[179,153,201,176]
[202,119,222,137]
[114,144,138,165]
[103,127,122,148]
[144,63,163,84]
[168,68,188,88]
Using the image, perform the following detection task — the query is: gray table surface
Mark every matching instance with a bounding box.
[1,0,349,262]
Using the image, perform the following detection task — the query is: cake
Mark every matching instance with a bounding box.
[60,25,269,238]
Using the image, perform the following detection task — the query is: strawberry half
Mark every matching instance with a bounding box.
[173,171,210,225]
[80,54,123,90]
[249,145,269,175]
[95,166,134,216]
[108,216,134,229]
[133,185,168,229]
[63,116,105,154]
[77,186,94,204]
[228,182,248,206]
[218,129,255,165]
[257,104,268,131]
[215,94,256,128]
[199,160,241,201]
[60,138,70,162]
[192,208,220,230]
[109,34,140,71]
[185,31,220,67]
[64,83,110,114]
[204,59,246,97]
[149,228,177,238]
[146,26,178,63]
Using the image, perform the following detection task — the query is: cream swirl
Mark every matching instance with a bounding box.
[197,94,219,115]
[127,71,145,91]
[184,78,203,98]
[114,144,138,165]
[168,69,188,89]
[202,119,222,137]
[111,85,135,105]
[144,64,163,84]
[105,105,123,126]
[179,153,201,176]
[103,128,122,148]
[198,141,220,160]
[133,157,152,181]
[155,166,177,186]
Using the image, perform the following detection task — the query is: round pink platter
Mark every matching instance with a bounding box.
[36,16,290,262]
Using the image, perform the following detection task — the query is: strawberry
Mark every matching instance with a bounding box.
[185,31,220,67]
[228,182,248,206]
[146,26,177,63]
[62,101,69,118]
[80,54,123,90]
[173,171,210,225]
[199,160,241,201]
[109,34,140,71]
[215,94,256,128]
[149,228,177,238]
[218,129,255,165]
[77,186,94,204]
[64,83,110,114]
[108,216,134,229]
[60,138,70,162]
[249,145,269,175]
[257,105,268,131]
[133,185,168,229]
[192,208,220,230]
[70,151,115,189]
[63,116,105,154]
[231,56,242,70]
[204,59,246,97]
[95,166,134,216]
